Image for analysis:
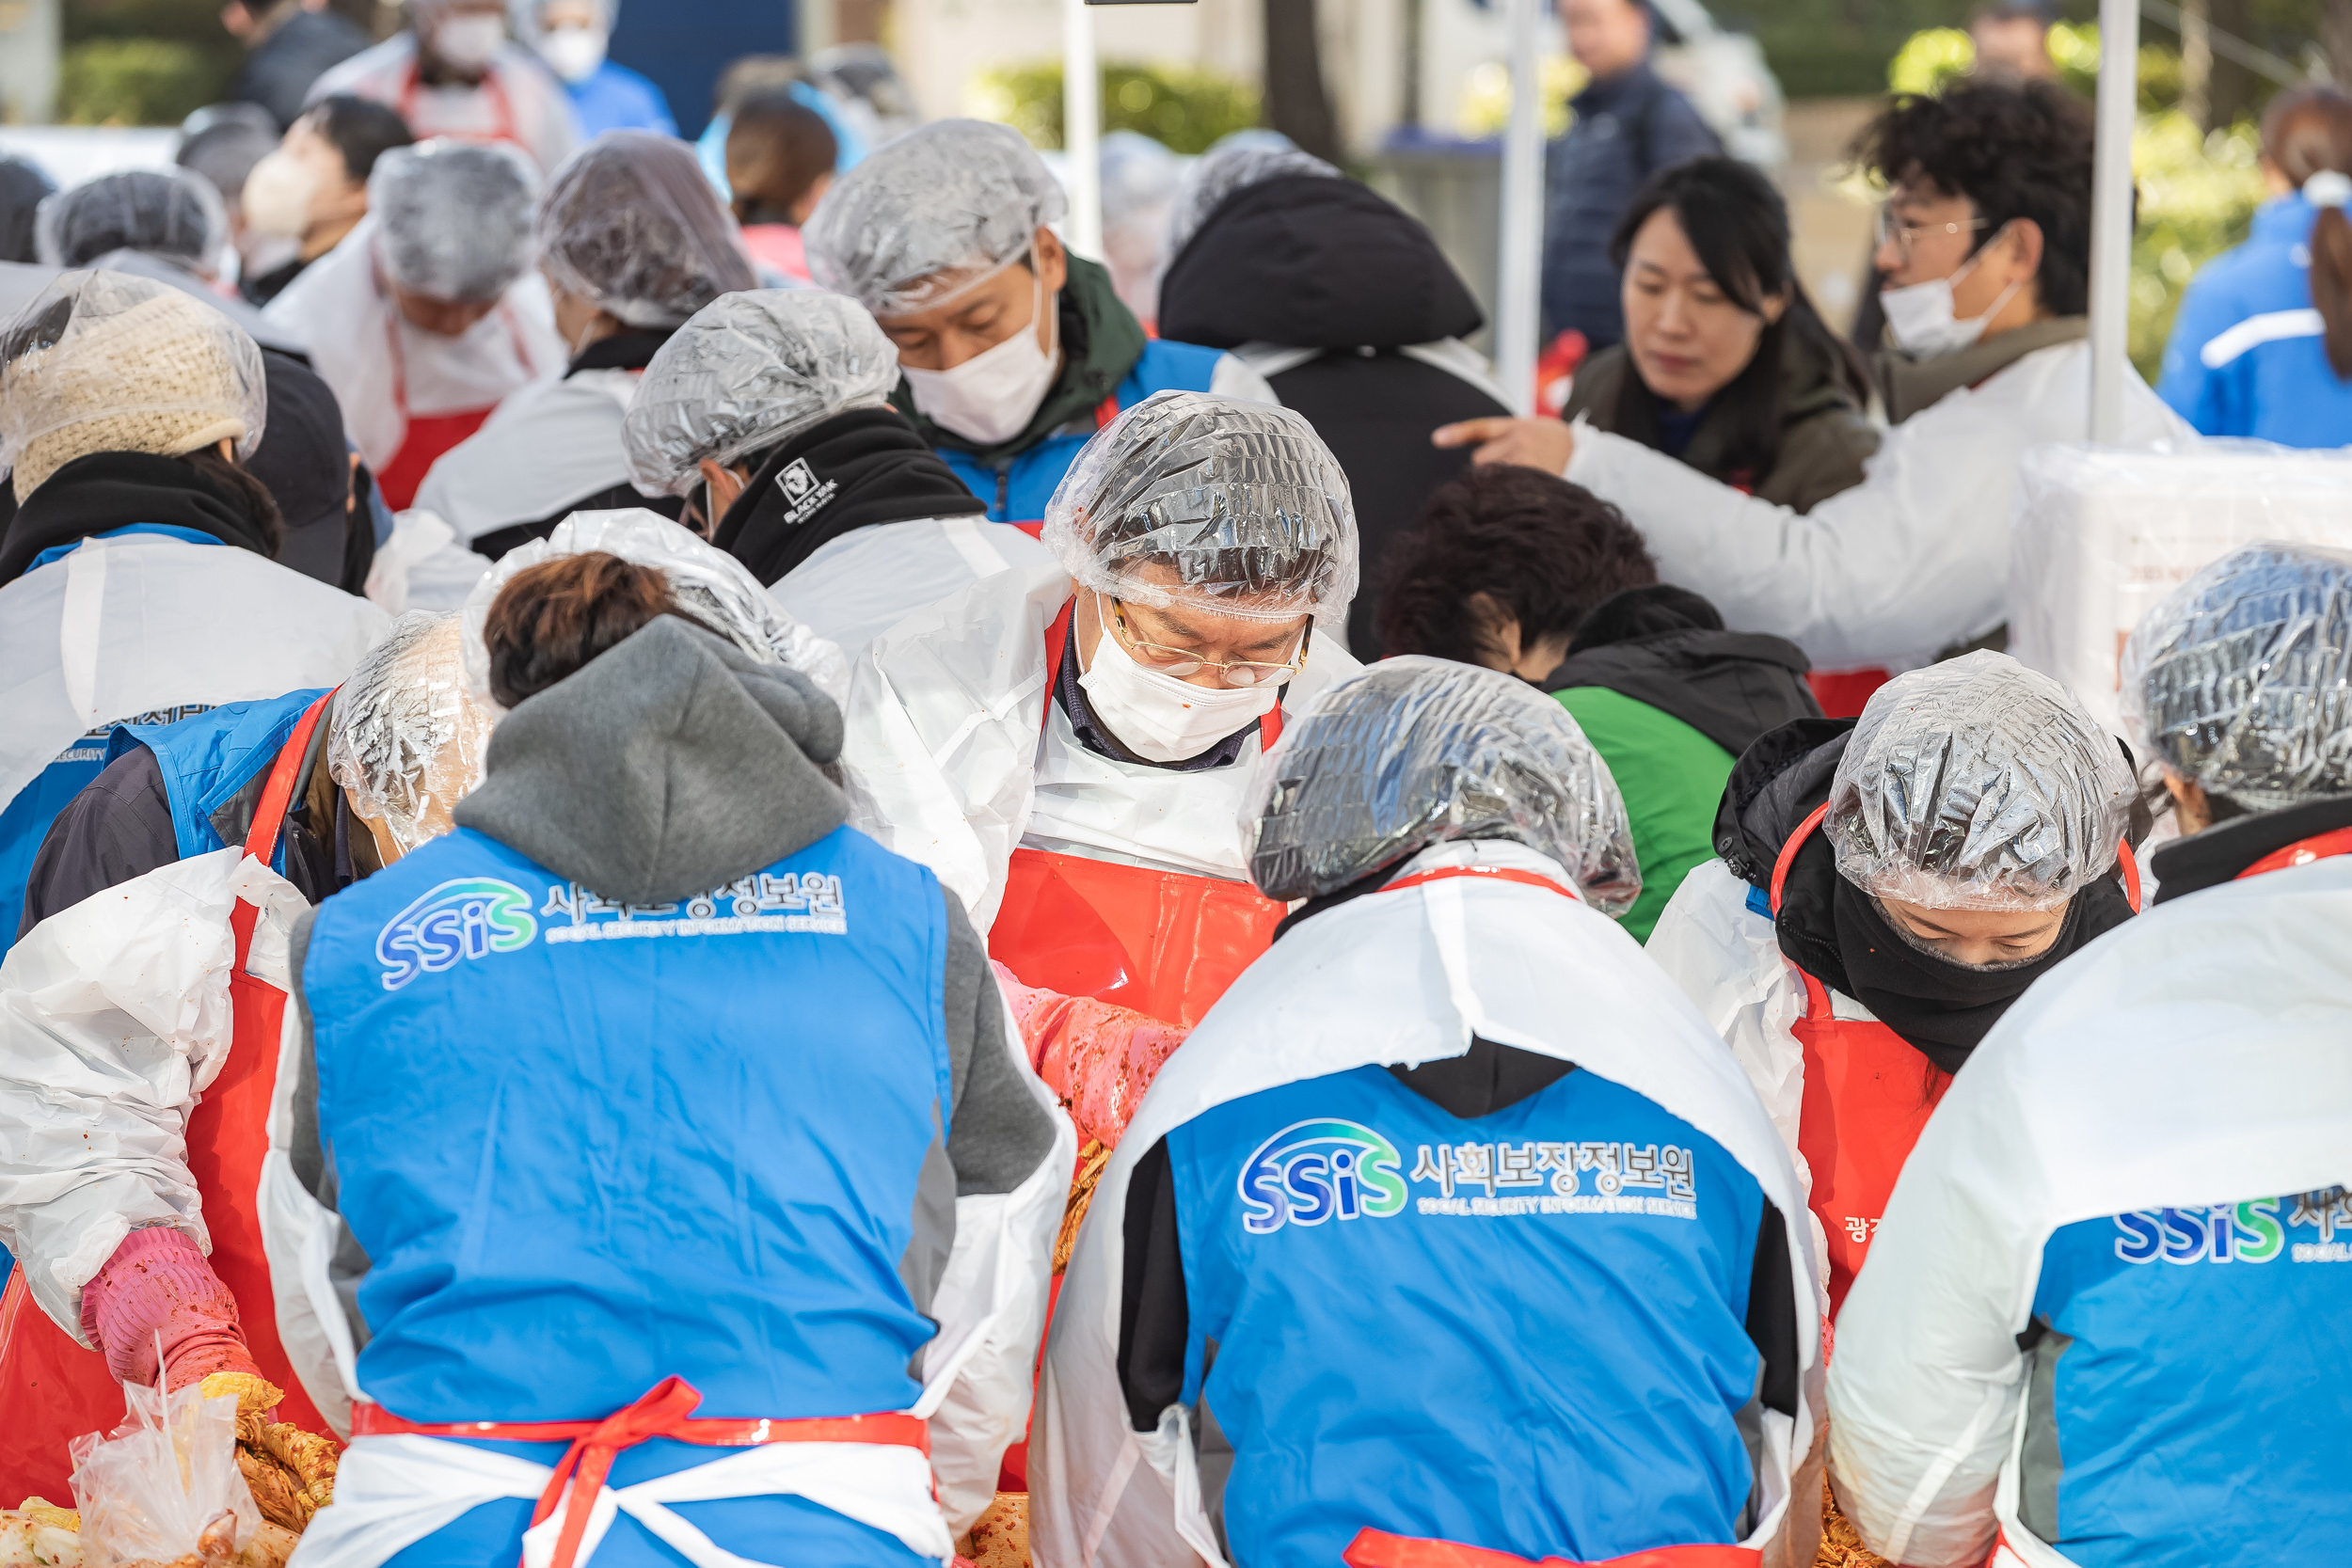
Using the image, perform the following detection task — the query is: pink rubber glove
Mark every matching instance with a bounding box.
[992,961,1187,1148]
[79,1227,266,1397]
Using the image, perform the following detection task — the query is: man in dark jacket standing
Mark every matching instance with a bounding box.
[1541,0,1721,352]
[223,0,370,130]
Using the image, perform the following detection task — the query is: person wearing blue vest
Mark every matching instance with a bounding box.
[278,548,1070,1567]
[802,119,1277,524]
[2155,87,2352,446]
[0,611,488,1502]
[511,0,678,138]
[0,269,384,957]
[1033,657,1825,1568]
[1827,542,2352,1568]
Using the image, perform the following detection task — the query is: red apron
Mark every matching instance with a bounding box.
[394,56,523,151]
[353,1376,929,1568]
[373,279,546,512]
[987,598,1289,1490]
[1772,804,2141,1316]
[1343,1527,1757,1568]
[0,694,334,1501]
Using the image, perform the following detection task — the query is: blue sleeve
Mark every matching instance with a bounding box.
[629,72,677,137]
[2156,269,2235,435]
[1646,89,1723,174]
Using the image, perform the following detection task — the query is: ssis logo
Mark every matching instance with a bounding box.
[376,878,537,990]
[1237,1119,1408,1234]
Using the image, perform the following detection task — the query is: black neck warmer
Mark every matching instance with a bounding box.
[2149,793,2352,902]
[566,327,675,377]
[713,407,987,588]
[1,450,275,586]
[1776,830,2136,1074]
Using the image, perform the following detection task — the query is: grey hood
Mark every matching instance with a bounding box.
[454,615,847,903]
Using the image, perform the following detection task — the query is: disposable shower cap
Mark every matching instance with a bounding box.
[1825,651,2135,911]
[35,168,227,268]
[1167,139,1339,257]
[460,509,851,707]
[327,612,496,857]
[622,290,898,495]
[0,270,265,503]
[371,138,539,303]
[537,131,756,328]
[1245,656,1640,915]
[803,119,1066,317]
[2122,541,2352,810]
[1042,389,1359,627]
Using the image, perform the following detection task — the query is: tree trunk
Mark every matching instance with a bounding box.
[2324,0,2352,92]
[2179,0,2212,130]
[1262,0,1343,164]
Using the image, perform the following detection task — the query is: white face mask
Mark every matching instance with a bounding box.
[1076,597,1284,764]
[433,13,507,73]
[537,24,607,83]
[898,269,1060,446]
[1879,223,2025,358]
[239,150,317,239]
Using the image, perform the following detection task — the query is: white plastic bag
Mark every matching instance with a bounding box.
[67,1373,257,1568]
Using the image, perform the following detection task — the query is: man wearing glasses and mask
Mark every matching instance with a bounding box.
[1436,80,2193,680]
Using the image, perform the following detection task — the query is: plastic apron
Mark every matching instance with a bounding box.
[986,599,1288,1492]
[0,693,334,1501]
[1771,803,2141,1317]
[374,297,545,511]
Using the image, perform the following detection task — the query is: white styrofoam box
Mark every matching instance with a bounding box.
[2007,440,2352,739]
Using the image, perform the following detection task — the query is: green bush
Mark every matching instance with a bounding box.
[1885,22,2182,110]
[2132,110,2265,378]
[968,61,1261,155]
[58,38,224,125]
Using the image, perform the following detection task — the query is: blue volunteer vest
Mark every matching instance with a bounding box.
[1166,1062,1768,1566]
[298,822,953,1568]
[2024,1192,2352,1568]
[109,689,331,867]
[938,339,1230,521]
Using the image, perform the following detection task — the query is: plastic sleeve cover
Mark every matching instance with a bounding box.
[1824,650,2135,911]
[1244,655,1641,917]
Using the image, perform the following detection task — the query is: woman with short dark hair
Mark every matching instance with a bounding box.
[1564,157,1879,515]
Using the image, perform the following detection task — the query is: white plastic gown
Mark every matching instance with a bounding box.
[0,532,389,854]
[262,214,564,473]
[305,34,580,176]
[1562,338,2197,672]
[409,366,645,547]
[768,518,1055,659]
[1030,836,1827,1568]
[1824,854,2352,1568]
[835,562,1360,934]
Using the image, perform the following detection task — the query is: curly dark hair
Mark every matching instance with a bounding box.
[1377,466,1658,670]
[1857,79,2097,317]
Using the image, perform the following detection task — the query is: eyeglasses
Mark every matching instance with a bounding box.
[1104,596,1306,688]
[1875,206,1990,262]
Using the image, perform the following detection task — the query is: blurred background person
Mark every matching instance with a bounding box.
[1378,465,1818,942]
[1646,653,2139,1314]
[1967,0,2060,82]
[306,0,579,176]
[221,0,371,130]
[694,55,863,208]
[725,84,839,283]
[31,167,299,355]
[236,95,415,307]
[804,120,1274,524]
[2158,87,2352,446]
[266,138,562,511]
[510,0,678,137]
[1097,129,1183,326]
[1565,158,1878,516]
[0,157,54,267]
[0,271,387,958]
[173,103,281,284]
[1158,142,1513,657]
[1542,0,1722,358]
[626,291,1045,655]
[246,349,378,592]
[416,130,755,556]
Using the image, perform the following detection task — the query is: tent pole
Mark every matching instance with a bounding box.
[1495,0,1546,417]
[1063,0,1104,259]
[2089,0,2139,441]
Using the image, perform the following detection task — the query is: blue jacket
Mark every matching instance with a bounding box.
[2017,1193,2352,1568]
[299,822,953,1567]
[562,59,676,138]
[1164,1060,1769,1563]
[2156,193,2352,445]
[939,338,1231,522]
[1540,60,1721,351]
